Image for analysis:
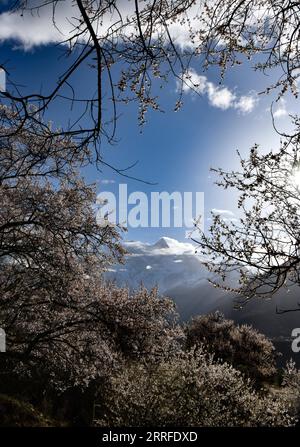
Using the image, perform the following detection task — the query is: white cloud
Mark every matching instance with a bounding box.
[124,236,196,256]
[211,208,235,216]
[208,209,238,223]
[0,1,133,49]
[207,82,236,110]
[0,0,270,60]
[0,2,257,116]
[101,179,115,185]
[180,69,257,113]
[234,94,257,113]
[0,1,189,50]
[0,2,74,49]
[273,98,288,118]
[182,70,207,94]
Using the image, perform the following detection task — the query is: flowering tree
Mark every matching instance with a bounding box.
[195,134,300,303]
[97,348,295,427]
[1,0,300,163]
[185,312,276,382]
[0,109,125,390]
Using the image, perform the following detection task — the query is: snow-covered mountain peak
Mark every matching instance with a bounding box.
[152,237,174,249]
[150,237,196,255]
[106,236,205,293]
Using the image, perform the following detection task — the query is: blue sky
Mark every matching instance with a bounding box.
[0,2,299,244]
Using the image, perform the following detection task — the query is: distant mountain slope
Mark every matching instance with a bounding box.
[106,237,300,365]
[106,237,211,292]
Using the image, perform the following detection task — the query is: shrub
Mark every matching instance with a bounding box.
[282,360,300,421]
[185,312,276,382]
[1,284,183,394]
[0,394,54,427]
[96,349,295,427]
